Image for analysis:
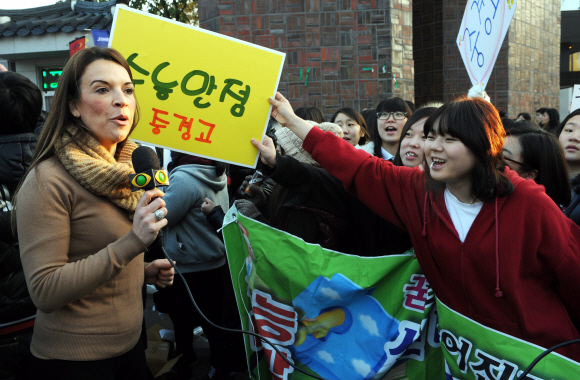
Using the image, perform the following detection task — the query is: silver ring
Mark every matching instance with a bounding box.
[154,209,165,221]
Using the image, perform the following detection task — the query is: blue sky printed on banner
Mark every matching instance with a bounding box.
[290,274,401,380]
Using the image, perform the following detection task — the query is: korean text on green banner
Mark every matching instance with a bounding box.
[222,206,444,380]
[438,298,580,379]
[109,6,285,168]
[456,0,517,90]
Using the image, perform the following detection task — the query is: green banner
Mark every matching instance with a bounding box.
[437,299,580,380]
[222,206,444,380]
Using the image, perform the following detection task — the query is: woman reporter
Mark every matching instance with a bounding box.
[14,47,174,379]
[255,93,580,362]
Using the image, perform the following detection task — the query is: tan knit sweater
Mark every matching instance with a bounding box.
[17,156,148,360]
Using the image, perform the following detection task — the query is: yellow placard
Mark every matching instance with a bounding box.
[110,6,285,168]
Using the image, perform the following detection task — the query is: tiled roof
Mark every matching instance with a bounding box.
[0,0,124,37]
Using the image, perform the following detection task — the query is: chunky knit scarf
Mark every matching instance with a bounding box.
[56,128,143,218]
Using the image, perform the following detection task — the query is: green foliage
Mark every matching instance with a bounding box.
[128,0,198,25]
[57,0,198,25]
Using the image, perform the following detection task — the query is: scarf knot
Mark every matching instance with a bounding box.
[56,128,143,219]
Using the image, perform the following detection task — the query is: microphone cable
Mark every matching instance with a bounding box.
[516,339,580,379]
[159,245,327,380]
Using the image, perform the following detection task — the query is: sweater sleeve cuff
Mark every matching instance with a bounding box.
[302,126,327,153]
[108,228,148,265]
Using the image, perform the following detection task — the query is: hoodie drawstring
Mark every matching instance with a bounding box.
[422,192,428,236]
[494,197,503,297]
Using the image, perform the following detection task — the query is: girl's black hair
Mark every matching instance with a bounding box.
[0,71,43,135]
[506,122,570,206]
[169,152,227,176]
[294,106,325,123]
[330,107,370,145]
[423,96,513,202]
[393,107,438,166]
[516,112,531,121]
[360,109,377,141]
[372,97,412,157]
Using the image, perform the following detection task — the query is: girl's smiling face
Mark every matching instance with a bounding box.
[399,118,427,167]
[424,123,478,188]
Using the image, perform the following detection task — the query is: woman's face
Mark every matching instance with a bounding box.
[70,59,136,155]
[424,124,477,188]
[399,118,427,167]
[559,115,580,163]
[333,112,364,146]
[377,111,407,149]
[535,112,549,126]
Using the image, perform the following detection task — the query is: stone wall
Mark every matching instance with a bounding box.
[198,0,415,117]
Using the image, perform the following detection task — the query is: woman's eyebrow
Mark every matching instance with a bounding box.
[90,79,109,86]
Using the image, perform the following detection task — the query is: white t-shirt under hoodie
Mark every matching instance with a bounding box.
[444,187,483,242]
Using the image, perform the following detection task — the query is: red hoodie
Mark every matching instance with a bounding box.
[303,127,580,361]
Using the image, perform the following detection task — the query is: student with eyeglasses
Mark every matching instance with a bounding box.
[359,97,412,161]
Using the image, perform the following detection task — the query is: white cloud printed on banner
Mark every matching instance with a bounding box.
[456,0,517,90]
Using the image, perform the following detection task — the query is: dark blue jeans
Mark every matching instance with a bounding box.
[0,329,33,380]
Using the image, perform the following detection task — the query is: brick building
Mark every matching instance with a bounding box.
[199,0,414,115]
[199,0,561,118]
[414,0,561,117]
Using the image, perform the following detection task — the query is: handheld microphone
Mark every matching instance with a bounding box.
[129,146,169,191]
[131,146,168,261]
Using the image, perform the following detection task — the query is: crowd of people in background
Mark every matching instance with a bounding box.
[2,47,580,380]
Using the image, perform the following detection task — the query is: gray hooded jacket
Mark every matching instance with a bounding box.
[163,164,229,273]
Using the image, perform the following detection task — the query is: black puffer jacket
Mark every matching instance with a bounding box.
[0,132,38,325]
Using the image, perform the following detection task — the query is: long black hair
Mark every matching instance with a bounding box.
[536,107,560,132]
[506,122,570,206]
[423,96,513,202]
[372,97,412,157]
[294,106,325,123]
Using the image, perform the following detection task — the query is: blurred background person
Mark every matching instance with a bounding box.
[536,107,560,134]
[0,70,41,380]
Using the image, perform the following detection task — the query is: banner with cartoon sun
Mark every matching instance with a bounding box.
[222,206,444,380]
[222,208,580,380]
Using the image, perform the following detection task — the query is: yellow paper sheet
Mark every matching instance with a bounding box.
[110,6,285,167]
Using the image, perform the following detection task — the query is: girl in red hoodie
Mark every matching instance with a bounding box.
[252,93,580,362]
